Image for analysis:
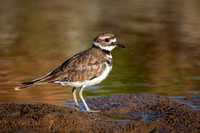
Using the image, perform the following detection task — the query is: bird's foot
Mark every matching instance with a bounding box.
[87,109,100,112]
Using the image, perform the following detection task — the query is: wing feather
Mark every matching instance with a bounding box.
[22,47,109,85]
[57,55,107,82]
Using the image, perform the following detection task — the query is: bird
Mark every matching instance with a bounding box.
[15,32,125,112]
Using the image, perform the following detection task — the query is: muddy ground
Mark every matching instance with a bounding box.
[0,94,199,133]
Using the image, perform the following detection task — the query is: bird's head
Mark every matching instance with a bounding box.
[93,32,125,51]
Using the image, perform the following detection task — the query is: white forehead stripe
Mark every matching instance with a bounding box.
[111,38,117,42]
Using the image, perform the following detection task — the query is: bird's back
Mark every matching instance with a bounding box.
[22,46,112,86]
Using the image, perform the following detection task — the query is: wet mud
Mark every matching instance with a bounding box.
[0,94,199,133]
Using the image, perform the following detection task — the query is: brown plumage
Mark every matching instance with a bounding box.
[23,46,110,85]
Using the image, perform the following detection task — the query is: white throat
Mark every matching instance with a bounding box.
[93,42,116,51]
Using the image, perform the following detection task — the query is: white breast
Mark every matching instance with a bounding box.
[54,63,112,88]
[82,64,112,87]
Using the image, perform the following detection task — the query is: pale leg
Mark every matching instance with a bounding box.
[79,85,91,112]
[72,87,78,106]
[79,85,100,112]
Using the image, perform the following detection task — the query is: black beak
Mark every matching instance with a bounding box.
[116,42,125,48]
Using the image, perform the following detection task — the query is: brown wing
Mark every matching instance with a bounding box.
[22,48,108,85]
[56,54,107,82]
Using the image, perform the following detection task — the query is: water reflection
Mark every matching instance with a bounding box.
[0,0,200,104]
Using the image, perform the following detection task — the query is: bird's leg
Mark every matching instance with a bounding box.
[79,85,100,112]
[72,87,79,106]
[79,85,92,112]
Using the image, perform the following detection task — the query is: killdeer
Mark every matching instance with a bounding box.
[15,32,125,112]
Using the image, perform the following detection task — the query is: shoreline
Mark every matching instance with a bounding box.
[0,94,199,132]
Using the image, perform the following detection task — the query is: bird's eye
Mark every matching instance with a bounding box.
[104,38,110,42]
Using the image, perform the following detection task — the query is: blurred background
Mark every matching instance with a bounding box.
[0,0,200,105]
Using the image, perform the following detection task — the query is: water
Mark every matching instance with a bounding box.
[0,0,200,105]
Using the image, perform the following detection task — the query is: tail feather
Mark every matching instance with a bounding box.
[14,84,35,91]
[15,77,40,91]
[22,80,37,85]
[14,70,58,91]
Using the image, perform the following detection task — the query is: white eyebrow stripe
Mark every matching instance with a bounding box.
[101,36,110,39]
[110,38,117,42]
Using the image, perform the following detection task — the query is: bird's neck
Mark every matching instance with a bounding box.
[92,45,111,55]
